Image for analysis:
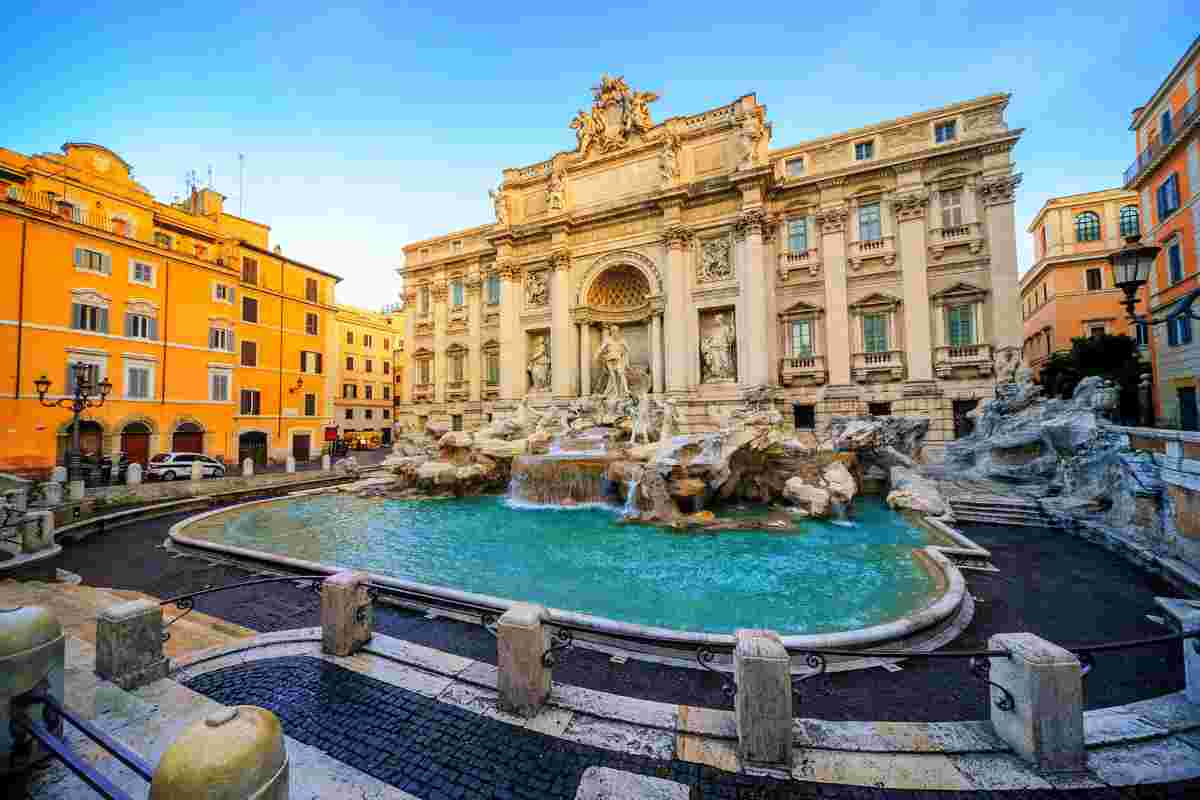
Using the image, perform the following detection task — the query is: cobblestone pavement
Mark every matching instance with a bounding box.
[185,655,1199,800]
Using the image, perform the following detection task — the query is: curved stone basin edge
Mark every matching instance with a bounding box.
[167,497,977,653]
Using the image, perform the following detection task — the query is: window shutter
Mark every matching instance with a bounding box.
[73,248,82,269]
[228,331,236,353]
[124,313,134,337]
[101,254,112,275]
[228,287,235,303]
[316,353,322,374]
[71,303,82,329]
[149,318,158,340]
[98,307,109,333]
[1169,319,1179,346]
[65,363,74,394]
[1184,318,1194,345]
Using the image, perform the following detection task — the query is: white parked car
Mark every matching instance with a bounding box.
[146,453,226,481]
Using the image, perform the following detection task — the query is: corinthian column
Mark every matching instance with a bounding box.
[497,262,523,401]
[663,226,691,394]
[579,320,592,396]
[466,273,482,402]
[979,174,1023,354]
[651,313,664,394]
[895,191,934,382]
[817,206,851,385]
[431,281,448,405]
[735,209,771,386]
[550,251,574,399]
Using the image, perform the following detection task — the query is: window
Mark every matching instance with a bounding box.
[868,402,892,416]
[154,232,171,249]
[242,296,258,323]
[361,334,372,348]
[1088,324,1106,338]
[940,189,964,228]
[1135,322,1149,347]
[209,370,229,402]
[1157,174,1180,219]
[793,404,816,430]
[346,331,354,345]
[343,384,357,399]
[365,358,374,373]
[383,409,390,419]
[789,320,812,356]
[383,362,390,375]
[71,302,108,333]
[1075,211,1100,242]
[1086,268,1103,291]
[787,219,808,253]
[858,202,881,242]
[345,409,353,420]
[130,261,154,286]
[934,120,957,143]
[300,351,323,374]
[305,278,318,302]
[786,157,805,177]
[124,364,152,399]
[213,283,234,303]
[305,312,318,335]
[452,415,463,432]
[383,386,390,400]
[419,286,430,315]
[418,359,432,384]
[863,313,888,353]
[947,305,974,346]
[452,240,463,254]
[345,355,355,371]
[486,273,500,304]
[451,280,464,307]
[241,340,257,367]
[125,312,157,340]
[304,393,316,416]
[451,352,465,382]
[74,247,110,275]
[241,257,258,284]
[1168,240,1185,284]
[1119,205,1140,238]
[65,361,102,394]
[365,385,374,400]
[486,353,500,385]
[1161,108,1173,142]
[209,327,234,352]
[365,409,373,420]
[383,338,390,350]
[239,389,261,415]
[854,141,874,161]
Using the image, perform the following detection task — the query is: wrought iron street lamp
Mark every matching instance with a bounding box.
[34,364,112,481]
[1108,235,1198,326]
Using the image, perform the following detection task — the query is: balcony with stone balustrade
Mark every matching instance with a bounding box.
[929,222,983,259]
[851,350,906,383]
[778,354,827,386]
[934,343,993,379]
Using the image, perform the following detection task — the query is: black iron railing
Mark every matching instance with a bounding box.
[159,575,327,640]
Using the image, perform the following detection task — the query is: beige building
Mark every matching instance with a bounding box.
[333,305,404,444]
[399,79,1024,451]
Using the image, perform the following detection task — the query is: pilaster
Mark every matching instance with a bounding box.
[497,261,523,402]
[550,251,574,398]
[735,208,771,386]
[651,313,664,394]
[816,205,851,386]
[466,273,482,402]
[663,224,692,393]
[895,190,934,381]
[579,320,592,396]
[979,174,1023,352]
[431,281,448,405]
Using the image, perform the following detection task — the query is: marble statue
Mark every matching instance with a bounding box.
[993,346,1021,383]
[528,335,552,391]
[525,271,548,307]
[547,170,565,211]
[570,110,600,154]
[737,115,763,169]
[631,392,654,445]
[658,133,680,185]
[627,90,659,134]
[658,397,680,442]
[596,324,631,399]
[489,186,507,226]
[701,313,737,382]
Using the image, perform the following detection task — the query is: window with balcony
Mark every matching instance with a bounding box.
[934,120,957,143]
[241,257,258,284]
[787,219,808,253]
[785,157,805,177]
[1168,240,1185,284]
[1119,205,1140,238]
[239,389,261,416]
[305,278,318,302]
[946,304,975,346]
[940,189,964,228]
[240,340,257,367]
[242,296,258,323]
[854,141,874,161]
[1157,173,1180,219]
[1074,211,1100,242]
[863,312,889,353]
[486,273,500,305]
[304,312,318,335]
[858,202,881,242]
[789,320,813,356]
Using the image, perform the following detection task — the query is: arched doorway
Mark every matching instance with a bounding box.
[173,422,204,454]
[238,432,268,466]
[58,420,105,463]
[121,422,151,466]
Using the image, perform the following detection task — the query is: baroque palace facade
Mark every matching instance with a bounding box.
[0,142,341,475]
[399,78,1025,450]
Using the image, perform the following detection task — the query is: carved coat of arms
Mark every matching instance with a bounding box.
[571,74,660,157]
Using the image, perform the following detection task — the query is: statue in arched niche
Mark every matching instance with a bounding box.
[596,324,631,399]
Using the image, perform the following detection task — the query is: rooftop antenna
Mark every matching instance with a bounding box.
[238,153,245,216]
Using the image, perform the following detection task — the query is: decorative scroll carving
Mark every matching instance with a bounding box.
[893,191,929,222]
[978,174,1022,206]
[663,224,693,251]
[525,271,548,307]
[698,237,733,283]
[464,273,482,294]
[430,282,448,302]
[815,205,849,234]
[550,250,571,272]
[734,209,767,241]
[496,260,521,281]
[570,74,660,157]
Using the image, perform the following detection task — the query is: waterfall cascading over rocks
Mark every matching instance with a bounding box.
[508,455,617,506]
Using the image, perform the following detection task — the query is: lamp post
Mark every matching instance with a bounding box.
[34,364,113,481]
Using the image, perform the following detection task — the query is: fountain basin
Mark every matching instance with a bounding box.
[169,495,970,660]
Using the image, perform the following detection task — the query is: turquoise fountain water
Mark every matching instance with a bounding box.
[193,494,937,634]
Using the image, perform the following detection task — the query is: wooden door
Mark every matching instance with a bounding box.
[121,431,150,466]
[173,431,204,453]
[292,434,311,462]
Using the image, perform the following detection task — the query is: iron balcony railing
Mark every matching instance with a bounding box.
[1124,87,1200,187]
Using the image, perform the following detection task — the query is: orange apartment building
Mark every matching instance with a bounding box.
[1020,188,1147,371]
[333,304,406,445]
[1124,35,1200,430]
[0,142,341,476]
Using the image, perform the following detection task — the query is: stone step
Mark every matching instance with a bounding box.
[950,509,1060,528]
[951,505,1053,519]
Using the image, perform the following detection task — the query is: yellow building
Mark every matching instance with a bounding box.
[0,142,340,476]
[333,304,406,445]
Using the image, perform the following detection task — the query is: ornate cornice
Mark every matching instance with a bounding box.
[978,173,1022,206]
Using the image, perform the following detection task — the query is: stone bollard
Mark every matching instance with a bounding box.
[987,633,1084,772]
[734,629,793,771]
[67,479,85,502]
[50,466,68,484]
[42,481,63,506]
[285,455,296,474]
[320,571,372,657]
[190,460,204,481]
[20,511,54,554]
[321,454,331,471]
[126,463,143,485]
[242,458,254,477]
[497,603,551,718]
[95,599,170,690]
[1156,597,1200,704]
[150,705,289,798]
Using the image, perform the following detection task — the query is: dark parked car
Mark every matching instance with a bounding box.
[79,452,130,484]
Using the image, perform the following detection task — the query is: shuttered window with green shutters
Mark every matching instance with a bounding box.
[74,247,111,275]
[947,305,974,346]
[863,313,888,353]
[125,313,157,340]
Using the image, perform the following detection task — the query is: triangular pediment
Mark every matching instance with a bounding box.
[778,299,824,319]
[848,292,902,310]
[931,282,987,300]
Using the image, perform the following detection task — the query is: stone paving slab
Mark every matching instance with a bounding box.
[795,718,1007,753]
[1086,737,1200,785]
[575,766,689,799]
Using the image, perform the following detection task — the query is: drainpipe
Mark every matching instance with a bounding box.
[277,258,284,443]
[161,258,170,404]
[14,220,27,399]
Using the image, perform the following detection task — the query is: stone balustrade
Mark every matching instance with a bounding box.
[851,350,906,382]
[778,354,828,386]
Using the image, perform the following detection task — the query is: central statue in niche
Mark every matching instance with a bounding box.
[596,324,631,399]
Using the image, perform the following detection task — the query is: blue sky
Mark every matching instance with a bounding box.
[1,2,1194,307]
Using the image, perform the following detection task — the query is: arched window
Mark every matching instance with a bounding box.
[1075,212,1101,242]
[1119,205,1140,238]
